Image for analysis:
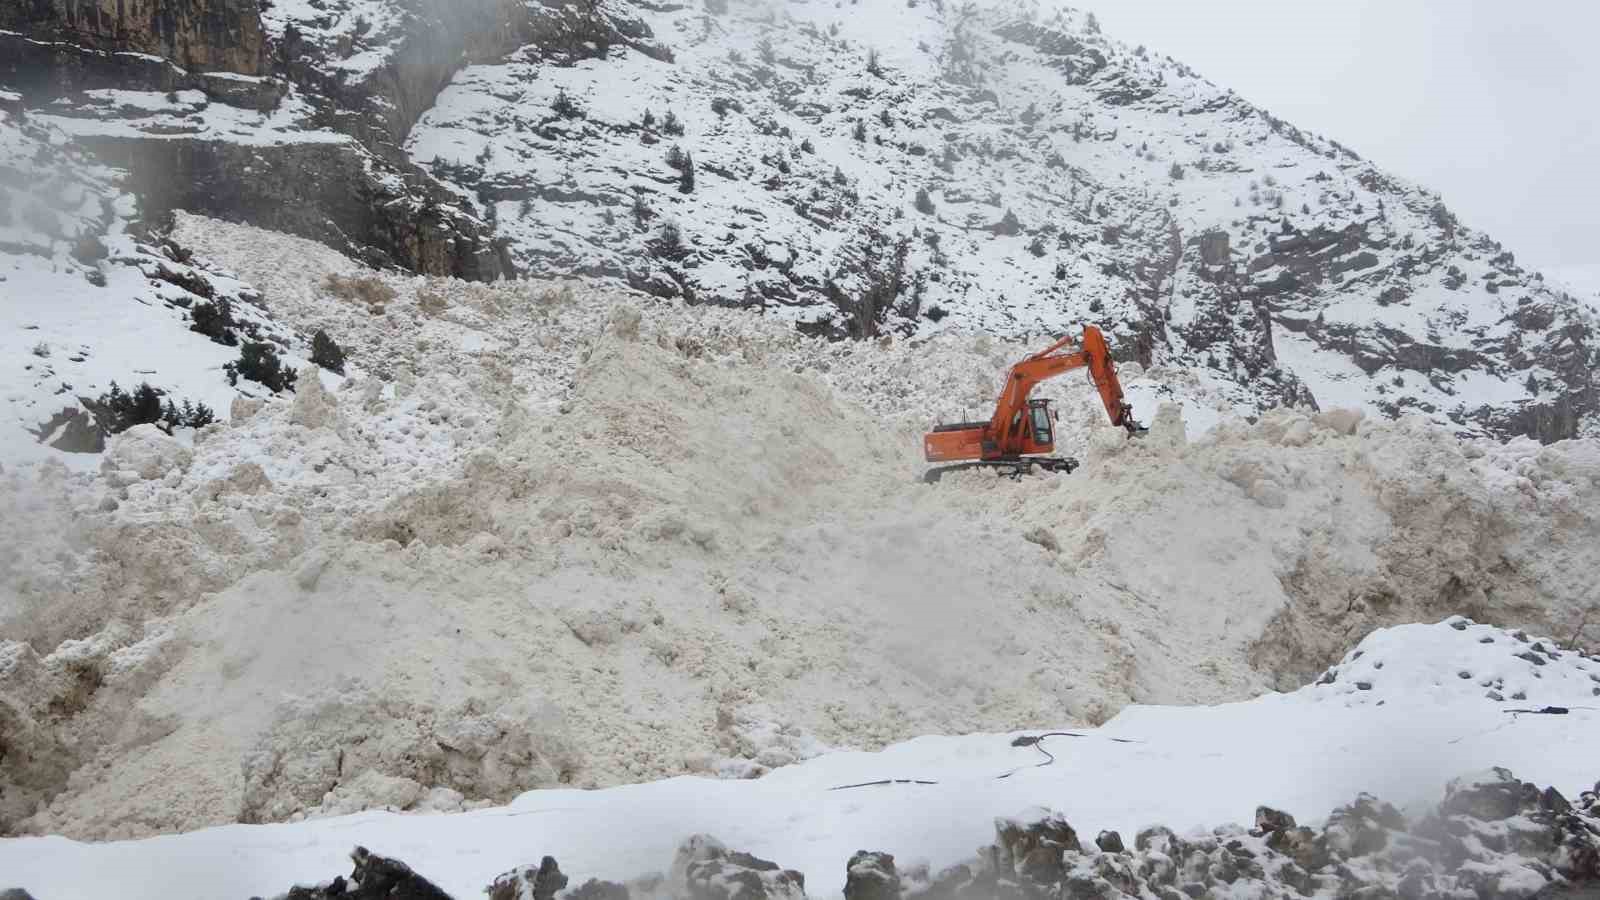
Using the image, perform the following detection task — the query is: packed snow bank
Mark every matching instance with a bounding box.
[3,218,1598,840]
[1,620,1595,899]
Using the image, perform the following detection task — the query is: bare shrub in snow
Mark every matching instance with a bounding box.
[417,286,449,317]
[324,273,396,313]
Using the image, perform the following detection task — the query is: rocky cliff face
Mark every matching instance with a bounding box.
[2,0,1595,439]
[0,0,520,280]
[0,0,266,75]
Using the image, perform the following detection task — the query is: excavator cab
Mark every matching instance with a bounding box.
[1027,398,1054,448]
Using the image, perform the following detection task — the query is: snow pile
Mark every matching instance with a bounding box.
[3,620,1597,900]
[1308,616,1600,708]
[2,218,1598,842]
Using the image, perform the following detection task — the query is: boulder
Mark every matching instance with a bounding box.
[843,852,899,900]
[264,846,454,899]
[672,835,806,900]
[486,856,568,900]
[1439,768,1525,821]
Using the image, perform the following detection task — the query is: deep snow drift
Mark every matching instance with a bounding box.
[1,218,1598,842]
[1,618,1595,899]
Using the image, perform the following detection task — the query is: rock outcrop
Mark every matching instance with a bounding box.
[254,770,1599,900]
[0,0,515,280]
[260,846,453,899]
[0,0,266,75]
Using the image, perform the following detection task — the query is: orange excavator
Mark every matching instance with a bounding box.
[922,325,1143,482]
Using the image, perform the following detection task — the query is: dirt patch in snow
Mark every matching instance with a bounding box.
[2,218,1597,840]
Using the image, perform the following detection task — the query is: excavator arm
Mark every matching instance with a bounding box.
[989,325,1138,440]
[922,325,1141,479]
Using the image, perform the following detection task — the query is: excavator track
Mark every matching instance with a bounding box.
[921,457,1079,484]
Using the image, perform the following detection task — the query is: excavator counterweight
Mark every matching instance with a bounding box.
[922,325,1143,482]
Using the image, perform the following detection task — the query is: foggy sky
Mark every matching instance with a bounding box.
[1070,0,1600,292]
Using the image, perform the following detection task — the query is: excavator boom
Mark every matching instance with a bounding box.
[922,325,1141,481]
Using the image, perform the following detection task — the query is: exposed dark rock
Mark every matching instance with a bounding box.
[30,406,106,453]
[78,135,506,279]
[1437,767,1528,821]
[0,0,266,75]
[0,0,514,281]
[843,851,900,900]
[1252,806,1295,834]
[486,856,570,900]
[1198,230,1230,266]
[1322,793,1403,857]
[675,835,807,900]
[894,770,1600,900]
[267,846,455,899]
[564,879,632,900]
[993,23,1108,84]
[993,810,1082,885]
[0,32,285,110]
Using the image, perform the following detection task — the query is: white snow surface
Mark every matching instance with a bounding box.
[1,619,1595,899]
[0,114,318,472]
[1,216,1597,848]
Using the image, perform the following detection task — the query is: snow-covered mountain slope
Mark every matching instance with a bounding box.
[3,215,1597,843]
[2,619,1596,900]
[403,0,1600,441]
[0,109,313,469]
[2,0,1597,460]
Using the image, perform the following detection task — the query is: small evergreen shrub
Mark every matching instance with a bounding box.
[190,297,240,346]
[311,329,346,375]
[225,342,297,393]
